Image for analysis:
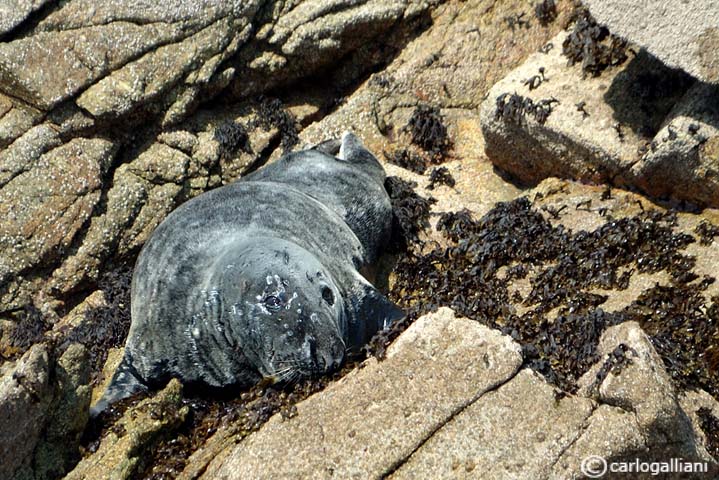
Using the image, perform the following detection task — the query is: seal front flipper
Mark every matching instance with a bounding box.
[90,352,147,417]
[345,274,405,353]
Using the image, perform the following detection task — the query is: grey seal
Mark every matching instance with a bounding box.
[92,132,403,415]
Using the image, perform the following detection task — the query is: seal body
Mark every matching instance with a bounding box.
[93,133,403,414]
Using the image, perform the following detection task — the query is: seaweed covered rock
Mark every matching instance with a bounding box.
[480,29,694,188]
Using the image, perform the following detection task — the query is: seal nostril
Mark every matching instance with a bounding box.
[321,286,334,306]
[308,337,318,364]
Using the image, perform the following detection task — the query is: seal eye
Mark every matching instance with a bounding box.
[321,286,334,306]
[264,295,282,311]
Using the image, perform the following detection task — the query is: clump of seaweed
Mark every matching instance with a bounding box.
[63,264,133,383]
[384,197,718,396]
[384,176,435,249]
[427,167,455,190]
[385,148,428,174]
[214,120,251,160]
[495,93,558,125]
[534,0,557,26]
[562,8,628,77]
[695,220,719,245]
[504,12,530,31]
[252,96,299,153]
[404,104,452,158]
[697,407,719,460]
[3,304,48,359]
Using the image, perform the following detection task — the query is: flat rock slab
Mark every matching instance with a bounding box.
[201,308,523,480]
[390,369,595,479]
[585,0,719,84]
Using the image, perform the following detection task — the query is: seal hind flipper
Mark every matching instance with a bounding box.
[90,352,147,417]
[346,275,405,352]
[310,138,341,156]
[338,132,385,182]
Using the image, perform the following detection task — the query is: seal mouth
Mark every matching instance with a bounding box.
[267,335,346,384]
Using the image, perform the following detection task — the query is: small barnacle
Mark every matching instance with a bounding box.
[688,123,700,135]
[665,125,678,141]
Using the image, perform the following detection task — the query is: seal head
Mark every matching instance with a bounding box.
[213,239,347,383]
